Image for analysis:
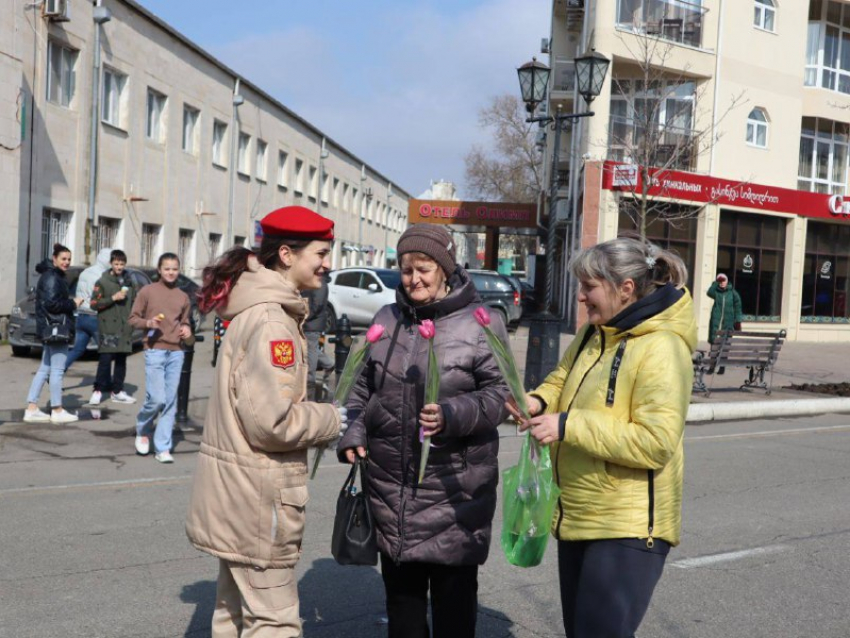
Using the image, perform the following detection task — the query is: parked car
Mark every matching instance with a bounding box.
[141,269,203,330]
[327,267,400,330]
[467,269,523,328]
[8,266,152,357]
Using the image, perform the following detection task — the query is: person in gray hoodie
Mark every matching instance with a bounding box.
[65,247,112,371]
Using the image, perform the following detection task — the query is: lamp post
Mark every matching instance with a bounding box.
[517,51,610,390]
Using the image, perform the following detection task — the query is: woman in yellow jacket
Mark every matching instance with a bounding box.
[508,237,697,638]
[186,206,344,637]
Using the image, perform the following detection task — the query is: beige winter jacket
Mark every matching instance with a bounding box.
[185,258,341,569]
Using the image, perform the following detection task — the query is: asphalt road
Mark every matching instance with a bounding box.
[1,347,849,637]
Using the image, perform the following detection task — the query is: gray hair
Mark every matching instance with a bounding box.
[569,237,688,299]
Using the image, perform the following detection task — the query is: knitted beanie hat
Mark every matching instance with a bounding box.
[397,224,457,276]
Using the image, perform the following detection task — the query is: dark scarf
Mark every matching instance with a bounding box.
[606,283,684,333]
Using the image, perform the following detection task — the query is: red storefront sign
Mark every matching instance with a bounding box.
[601,161,850,221]
[407,199,537,228]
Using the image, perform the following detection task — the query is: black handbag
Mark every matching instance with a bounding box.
[331,458,378,566]
[43,314,72,344]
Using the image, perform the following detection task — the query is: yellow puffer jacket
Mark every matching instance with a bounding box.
[531,287,697,547]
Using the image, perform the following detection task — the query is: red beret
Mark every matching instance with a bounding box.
[259,206,334,240]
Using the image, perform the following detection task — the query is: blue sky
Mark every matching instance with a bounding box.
[137,0,550,197]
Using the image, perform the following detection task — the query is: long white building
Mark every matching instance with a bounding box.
[1,0,410,312]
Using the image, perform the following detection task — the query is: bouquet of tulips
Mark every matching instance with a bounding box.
[416,319,440,484]
[310,323,385,479]
[473,306,559,567]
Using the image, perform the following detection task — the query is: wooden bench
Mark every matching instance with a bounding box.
[692,329,787,397]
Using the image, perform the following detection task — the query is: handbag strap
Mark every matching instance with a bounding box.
[342,457,369,496]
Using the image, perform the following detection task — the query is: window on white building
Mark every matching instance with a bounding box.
[101,68,127,127]
[746,108,769,147]
[805,0,850,93]
[141,223,161,267]
[256,140,267,181]
[321,172,329,204]
[212,120,227,166]
[309,166,318,201]
[342,183,349,212]
[609,79,697,170]
[332,178,340,208]
[146,89,167,142]
[96,217,120,253]
[798,117,849,194]
[754,0,776,32]
[234,236,246,247]
[238,133,251,175]
[178,229,194,274]
[41,209,70,261]
[182,106,199,154]
[278,151,289,188]
[209,233,222,259]
[47,41,77,107]
[294,159,305,194]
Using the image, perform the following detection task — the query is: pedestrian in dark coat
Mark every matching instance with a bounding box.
[89,249,137,405]
[707,273,743,343]
[339,223,511,638]
[24,243,82,424]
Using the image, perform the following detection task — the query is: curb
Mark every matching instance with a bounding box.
[687,397,850,423]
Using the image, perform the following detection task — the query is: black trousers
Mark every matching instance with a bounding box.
[380,553,479,638]
[94,352,127,393]
[557,538,670,638]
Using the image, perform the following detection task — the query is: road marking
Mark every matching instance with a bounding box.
[687,424,850,441]
[0,475,193,495]
[670,544,791,569]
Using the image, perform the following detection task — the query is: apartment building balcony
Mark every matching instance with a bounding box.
[608,117,698,172]
[616,0,706,49]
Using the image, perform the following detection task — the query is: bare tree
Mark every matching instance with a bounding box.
[605,31,745,238]
[464,94,544,203]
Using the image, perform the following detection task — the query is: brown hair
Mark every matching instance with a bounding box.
[52,243,71,257]
[197,235,311,314]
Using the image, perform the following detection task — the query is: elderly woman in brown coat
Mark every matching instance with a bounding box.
[339,223,511,638]
[186,206,343,637]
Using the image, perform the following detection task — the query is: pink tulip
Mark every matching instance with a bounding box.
[418,319,436,340]
[474,306,491,327]
[365,323,386,343]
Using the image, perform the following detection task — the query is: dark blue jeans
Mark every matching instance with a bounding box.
[65,314,98,371]
[558,538,670,638]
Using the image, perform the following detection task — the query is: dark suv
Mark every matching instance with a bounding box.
[8,266,152,357]
[467,270,523,328]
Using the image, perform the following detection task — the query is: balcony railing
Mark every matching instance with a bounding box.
[616,0,706,49]
[608,116,697,172]
[552,57,576,93]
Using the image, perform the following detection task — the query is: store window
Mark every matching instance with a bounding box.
[746,108,769,148]
[717,211,786,321]
[801,221,850,323]
[618,205,698,290]
[798,117,849,194]
[754,0,776,32]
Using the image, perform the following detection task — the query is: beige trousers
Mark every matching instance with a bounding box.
[211,559,301,638]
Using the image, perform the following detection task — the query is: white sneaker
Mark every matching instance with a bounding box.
[23,408,51,423]
[134,435,151,456]
[50,410,79,425]
[89,391,103,406]
[110,391,136,404]
[155,451,174,464]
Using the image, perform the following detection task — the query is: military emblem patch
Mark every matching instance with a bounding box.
[270,340,296,369]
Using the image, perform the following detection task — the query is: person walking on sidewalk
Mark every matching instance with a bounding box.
[506,238,697,638]
[129,253,192,463]
[339,224,511,638]
[186,206,343,637]
[89,249,137,406]
[23,243,83,424]
[64,247,112,371]
[707,273,743,344]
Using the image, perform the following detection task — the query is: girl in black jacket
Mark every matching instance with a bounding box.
[24,244,82,424]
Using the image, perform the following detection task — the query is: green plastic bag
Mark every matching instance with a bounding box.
[501,434,560,567]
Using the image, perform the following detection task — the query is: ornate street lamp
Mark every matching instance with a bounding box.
[516,58,551,114]
[516,50,609,390]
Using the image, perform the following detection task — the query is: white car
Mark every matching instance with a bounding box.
[327,267,400,330]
